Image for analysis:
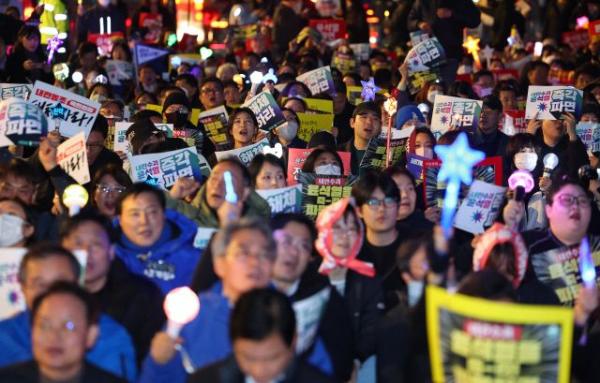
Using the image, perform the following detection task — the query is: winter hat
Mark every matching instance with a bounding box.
[395,105,425,129]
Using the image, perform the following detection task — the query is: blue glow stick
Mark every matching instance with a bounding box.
[223,171,237,204]
[579,237,596,289]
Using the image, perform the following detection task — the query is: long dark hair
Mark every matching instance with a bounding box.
[14,25,44,57]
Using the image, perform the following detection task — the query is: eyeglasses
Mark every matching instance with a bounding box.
[97,184,127,194]
[556,194,591,208]
[229,245,273,263]
[365,197,398,208]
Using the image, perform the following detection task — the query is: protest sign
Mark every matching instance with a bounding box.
[242,92,286,132]
[193,227,217,250]
[57,132,90,184]
[309,19,346,42]
[293,287,331,354]
[426,285,573,383]
[0,98,48,146]
[303,98,334,114]
[113,122,131,153]
[105,60,134,87]
[297,173,355,219]
[525,86,583,120]
[133,43,169,77]
[87,32,125,57]
[423,157,503,208]
[575,122,600,153]
[0,84,31,101]
[154,123,174,137]
[215,138,270,167]
[360,128,414,171]
[233,24,258,42]
[30,81,100,139]
[198,106,231,150]
[297,66,336,96]
[296,113,334,142]
[349,43,370,62]
[409,30,430,46]
[0,248,27,320]
[589,20,600,43]
[562,29,590,50]
[454,180,507,234]
[287,148,351,185]
[130,147,205,190]
[501,110,527,136]
[406,153,428,181]
[256,185,303,215]
[404,37,446,94]
[530,237,600,306]
[346,86,363,106]
[331,54,357,75]
[431,95,482,138]
[168,54,203,72]
[138,12,163,44]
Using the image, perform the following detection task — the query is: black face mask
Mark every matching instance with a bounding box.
[166,112,189,127]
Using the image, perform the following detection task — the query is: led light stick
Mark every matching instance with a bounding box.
[163,287,200,338]
[508,170,534,202]
[247,71,264,100]
[62,184,89,216]
[383,97,398,167]
[224,171,238,204]
[579,237,596,289]
[462,35,481,68]
[47,36,63,65]
[434,133,485,239]
[360,78,380,102]
[542,153,559,178]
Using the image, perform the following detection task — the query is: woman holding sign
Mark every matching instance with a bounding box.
[228,108,266,149]
[5,26,53,84]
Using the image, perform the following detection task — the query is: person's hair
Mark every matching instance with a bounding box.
[101,99,125,114]
[211,217,277,261]
[230,288,296,347]
[200,77,224,92]
[283,97,308,112]
[59,211,115,243]
[546,174,588,206]
[132,109,162,122]
[447,81,477,99]
[215,157,252,187]
[351,169,400,207]
[18,243,81,283]
[116,183,165,215]
[175,73,198,90]
[137,63,156,75]
[111,39,132,61]
[457,269,517,301]
[582,102,600,119]
[575,63,600,83]
[482,95,503,112]
[383,166,417,189]
[86,82,114,100]
[281,107,299,123]
[229,107,259,134]
[31,281,99,325]
[78,41,98,57]
[91,163,133,195]
[395,232,434,276]
[270,213,318,243]
[248,154,286,188]
[473,69,493,84]
[0,197,33,224]
[437,130,470,146]
[135,91,158,106]
[412,127,437,148]
[494,80,520,98]
[0,158,36,186]
[301,147,344,173]
[90,114,109,139]
[484,243,517,279]
[15,25,42,53]
[222,80,239,91]
[280,81,312,98]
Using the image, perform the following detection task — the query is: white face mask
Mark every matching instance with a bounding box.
[315,164,341,176]
[0,214,24,247]
[407,280,424,307]
[277,121,299,142]
[427,90,440,104]
[415,147,434,159]
[514,152,538,172]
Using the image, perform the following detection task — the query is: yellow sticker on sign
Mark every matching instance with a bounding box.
[296,113,334,142]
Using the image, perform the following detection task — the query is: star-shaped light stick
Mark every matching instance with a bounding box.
[383,97,398,167]
[47,36,63,65]
[480,45,494,68]
[462,35,481,69]
[434,132,485,239]
[360,78,380,102]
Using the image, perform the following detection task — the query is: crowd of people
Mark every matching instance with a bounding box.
[0,0,599,382]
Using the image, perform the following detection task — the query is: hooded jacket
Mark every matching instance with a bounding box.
[113,208,200,294]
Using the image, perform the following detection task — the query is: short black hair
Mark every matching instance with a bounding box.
[396,231,434,275]
[473,69,493,83]
[175,73,198,89]
[546,174,589,206]
[457,269,517,301]
[18,243,81,283]
[270,213,318,243]
[0,158,37,185]
[59,211,115,243]
[230,288,296,347]
[482,95,503,112]
[200,77,224,92]
[383,166,417,189]
[78,41,98,57]
[215,157,252,187]
[352,101,380,118]
[352,169,400,207]
[91,163,133,194]
[116,183,166,215]
[132,109,162,123]
[248,154,286,188]
[31,281,99,325]
[90,114,109,139]
[229,107,259,133]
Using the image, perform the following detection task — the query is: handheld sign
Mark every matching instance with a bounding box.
[224,171,238,204]
[164,287,200,339]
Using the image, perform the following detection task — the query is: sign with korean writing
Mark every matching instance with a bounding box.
[426,285,573,383]
[0,98,48,146]
[29,81,99,139]
[431,95,482,138]
[215,138,270,167]
[405,37,446,95]
[57,132,90,185]
[293,287,331,354]
[113,122,131,153]
[297,66,336,96]
[105,60,134,86]
[256,185,303,215]
[349,43,370,62]
[193,227,217,250]
[309,19,346,42]
[562,29,590,50]
[575,122,600,152]
[303,98,334,114]
[0,248,26,320]
[297,173,355,220]
[360,128,414,171]
[198,106,231,150]
[296,113,334,142]
[130,147,203,190]
[423,157,503,208]
[530,237,600,306]
[525,86,583,120]
[287,148,351,185]
[0,84,31,101]
[409,31,430,47]
[501,110,527,136]
[406,153,428,181]
[242,92,285,132]
[454,180,507,234]
[331,54,357,75]
[168,54,203,72]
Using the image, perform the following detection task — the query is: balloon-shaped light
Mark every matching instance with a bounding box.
[164,287,200,338]
[62,184,89,216]
[543,153,559,178]
[224,170,238,204]
[508,170,534,202]
[72,71,83,84]
[249,71,264,84]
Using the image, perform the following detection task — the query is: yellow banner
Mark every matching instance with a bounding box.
[297,112,334,142]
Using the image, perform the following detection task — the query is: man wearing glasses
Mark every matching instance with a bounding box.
[199,78,226,111]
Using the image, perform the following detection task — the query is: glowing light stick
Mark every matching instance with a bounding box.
[262,68,278,84]
[542,153,559,178]
[579,237,596,289]
[247,71,264,99]
[99,17,104,35]
[107,16,112,35]
[462,35,481,68]
[163,287,200,338]
[47,36,63,65]
[481,45,494,68]
[508,170,534,202]
[360,78,380,102]
[62,184,89,216]
[263,143,283,158]
[434,132,485,239]
[383,97,398,167]
[224,171,238,204]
